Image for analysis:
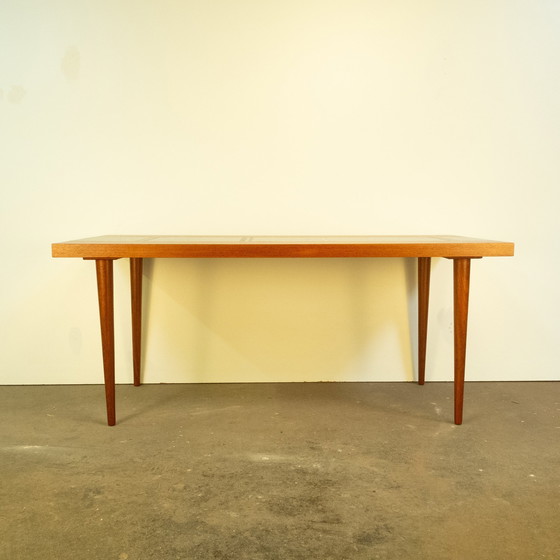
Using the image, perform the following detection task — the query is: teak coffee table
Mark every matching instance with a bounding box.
[52,235,514,426]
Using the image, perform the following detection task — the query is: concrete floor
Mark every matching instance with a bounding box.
[0,382,559,560]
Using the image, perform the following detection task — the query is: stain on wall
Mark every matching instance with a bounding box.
[7,86,26,103]
[61,46,81,81]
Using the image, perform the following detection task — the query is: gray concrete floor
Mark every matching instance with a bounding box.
[0,382,559,560]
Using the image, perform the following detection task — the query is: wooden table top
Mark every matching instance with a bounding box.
[52,235,514,259]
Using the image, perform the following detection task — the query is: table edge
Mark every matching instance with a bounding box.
[52,241,515,259]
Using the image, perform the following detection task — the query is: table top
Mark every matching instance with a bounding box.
[52,235,514,259]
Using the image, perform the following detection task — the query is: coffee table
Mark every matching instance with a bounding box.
[52,235,514,425]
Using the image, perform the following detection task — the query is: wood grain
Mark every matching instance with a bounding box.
[53,235,515,259]
[417,257,431,385]
[453,258,471,425]
[130,258,143,387]
[95,259,116,426]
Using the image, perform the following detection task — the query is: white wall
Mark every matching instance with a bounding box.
[1,1,559,385]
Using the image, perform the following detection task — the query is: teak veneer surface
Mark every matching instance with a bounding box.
[52,235,514,259]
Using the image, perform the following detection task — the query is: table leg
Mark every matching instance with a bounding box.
[453,257,471,425]
[95,259,116,426]
[418,257,431,385]
[130,258,143,387]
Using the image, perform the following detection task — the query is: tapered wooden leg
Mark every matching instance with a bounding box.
[130,258,143,386]
[96,259,116,426]
[453,258,471,425]
[418,257,431,385]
